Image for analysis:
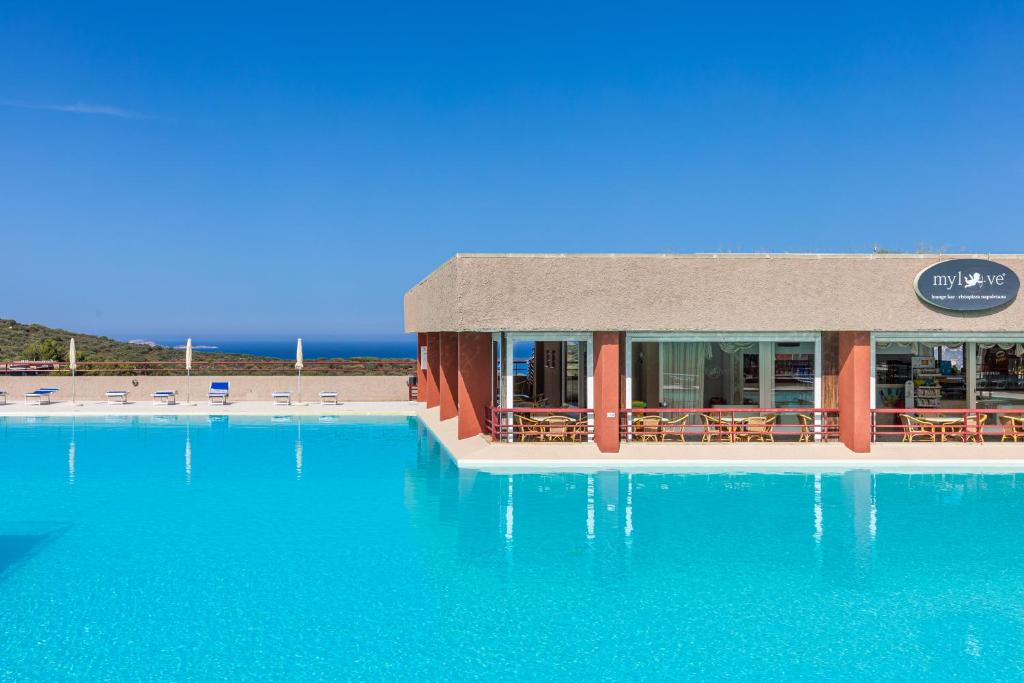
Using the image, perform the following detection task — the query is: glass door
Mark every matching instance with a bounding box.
[773,342,815,408]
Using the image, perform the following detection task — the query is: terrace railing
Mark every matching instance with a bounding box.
[483,406,838,444]
[621,408,840,443]
[0,359,417,376]
[486,406,594,443]
[872,408,1024,443]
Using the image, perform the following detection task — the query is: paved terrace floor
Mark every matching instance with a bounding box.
[416,406,1024,473]
[3,400,1023,472]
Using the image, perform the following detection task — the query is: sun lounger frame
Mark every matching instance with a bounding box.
[24,388,59,405]
[151,391,177,405]
[208,382,230,405]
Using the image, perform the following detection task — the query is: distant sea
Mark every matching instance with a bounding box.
[149,339,416,359]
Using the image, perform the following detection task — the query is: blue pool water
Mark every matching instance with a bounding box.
[2,417,1024,680]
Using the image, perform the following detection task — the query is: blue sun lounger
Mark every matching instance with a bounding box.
[24,388,59,405]
[151,390,177,405]
[208,381,230,405]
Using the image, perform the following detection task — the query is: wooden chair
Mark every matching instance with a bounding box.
[514,413,546,442]
[952,413,987,443]
[701,414,727,442]
[661,414,690,442]
[900,414,936,442]
[741,415,777,442]
[632,415,664,442]
[541,415,576,442]
[797,414,815,443]
[1000,415,1024,443]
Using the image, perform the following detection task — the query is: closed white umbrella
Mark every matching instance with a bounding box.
[295,338,304,403]
[185,338,193,404]
[69,338,77,404]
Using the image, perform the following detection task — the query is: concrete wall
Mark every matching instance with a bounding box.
[405,253,1024,333]
[0,375,410,402]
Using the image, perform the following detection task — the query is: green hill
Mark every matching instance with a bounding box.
[0,319,412,375]
[0,319,269,364]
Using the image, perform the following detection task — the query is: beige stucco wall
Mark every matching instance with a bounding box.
[0,375,410,402]
[404,253,1024,333]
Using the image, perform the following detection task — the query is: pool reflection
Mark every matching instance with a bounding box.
[406,428,1024,590]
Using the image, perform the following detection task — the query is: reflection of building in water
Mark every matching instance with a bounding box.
[405,442,848,579]
[820,470,876,585]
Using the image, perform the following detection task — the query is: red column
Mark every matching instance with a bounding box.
[457,332,492,439]
[838,331,872,453]
[424,332,440,408]
[438,332,459,420]
[416,333,427,403]
[593,331,622,454]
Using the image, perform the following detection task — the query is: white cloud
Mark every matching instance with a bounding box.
[2,100,146,119]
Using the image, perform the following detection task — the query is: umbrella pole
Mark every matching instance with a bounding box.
[72,367,76,405]
[187,367,190,404]
[298,369,302,404]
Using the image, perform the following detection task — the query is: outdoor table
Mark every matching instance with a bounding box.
[916,415,964,442]
[717,415,753,442]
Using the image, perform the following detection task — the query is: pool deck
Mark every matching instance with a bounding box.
[3,399,1023,472]
[0,399,418,417]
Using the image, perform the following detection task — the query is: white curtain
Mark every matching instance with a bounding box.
[661,342,708,408]
[718,343,751,405]
[977,342,1024,355]
[717,341,757,354]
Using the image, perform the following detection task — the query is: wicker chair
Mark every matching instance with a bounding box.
[797,414,815,443]
[740,415,777,443]
[661,414,690,442]
[701,414,728,443]
[514,413,546,442]
[572,419,590,442]
[632,416,664,442]
[951,413,988,443]
[1000,415,1024,443]
[541,415,576,442]
[900,414,937,442]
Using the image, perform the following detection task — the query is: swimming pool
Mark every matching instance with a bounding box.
[1,416,1023,680]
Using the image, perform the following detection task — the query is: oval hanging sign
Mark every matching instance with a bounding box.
[915,259,1020,312]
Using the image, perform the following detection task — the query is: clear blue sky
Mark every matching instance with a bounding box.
[2,2,1022,339]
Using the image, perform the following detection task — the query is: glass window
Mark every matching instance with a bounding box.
[562,341,584,406]
[774,342,815,408]
[631,340,814,410]
[510,339,587,409]
[660,342,707,408]
[976,343,1024,410]
[875,341,966,409]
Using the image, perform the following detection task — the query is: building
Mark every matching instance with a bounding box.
[404,254,1024,454]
